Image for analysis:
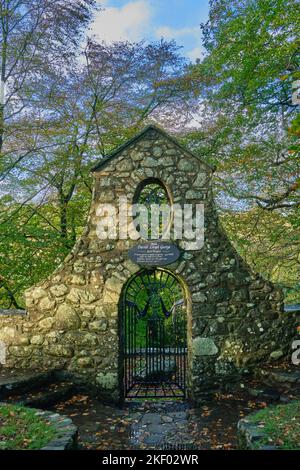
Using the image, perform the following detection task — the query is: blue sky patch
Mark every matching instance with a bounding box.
[92,0,210,61]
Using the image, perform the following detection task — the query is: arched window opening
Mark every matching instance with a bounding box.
[133,179,171,240]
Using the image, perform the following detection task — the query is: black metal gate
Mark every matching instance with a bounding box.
[122,269,187,399]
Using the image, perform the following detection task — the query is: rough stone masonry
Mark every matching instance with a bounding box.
[0,125,297,404]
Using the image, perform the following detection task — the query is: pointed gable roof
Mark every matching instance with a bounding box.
[90,124,215,173]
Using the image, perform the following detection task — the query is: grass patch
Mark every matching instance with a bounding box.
[248,401,300,450]
[0,403,57,450]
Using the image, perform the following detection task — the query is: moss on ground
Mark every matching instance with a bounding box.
[0,403,57,450]
[248,401,300,450]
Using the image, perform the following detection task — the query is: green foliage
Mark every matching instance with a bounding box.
[184,0,300,301]
[199,0,299,113]
[221,208,300,302]
[0,191,90,307]
[0,404,57,450]
[0,15,189,307]
[248,401,300,450]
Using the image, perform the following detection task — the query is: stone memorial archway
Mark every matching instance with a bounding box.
[120,267,190,400]
[0,125,296,404]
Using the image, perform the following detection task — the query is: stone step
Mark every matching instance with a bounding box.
[256,368,300,387]
[246,387,281,401]
[0,369,58,399]
[253,368,300,401]
[3,381,76,408]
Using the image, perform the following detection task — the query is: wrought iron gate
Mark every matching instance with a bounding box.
[122,269,187,399]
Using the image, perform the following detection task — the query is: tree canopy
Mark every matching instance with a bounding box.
[0,0,299,306]
[184,0,299,301]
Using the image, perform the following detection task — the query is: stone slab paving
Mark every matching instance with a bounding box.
[2,366,300,450]
[128,401,194,449]
[52,387,296,450]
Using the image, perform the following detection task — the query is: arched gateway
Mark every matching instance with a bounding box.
[121,269,187,399]
[0,125,296,405]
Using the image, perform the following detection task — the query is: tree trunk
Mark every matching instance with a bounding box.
[60,199,68,241]
[0,1,8,154]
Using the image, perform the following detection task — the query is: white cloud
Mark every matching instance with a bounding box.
[91,1,152,42]
[92,3,204,61]
[155,26,199,40]
[187,46,203,62]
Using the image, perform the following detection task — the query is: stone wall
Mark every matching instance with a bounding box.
[0,126,297,404]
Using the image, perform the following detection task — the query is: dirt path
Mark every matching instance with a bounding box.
[52,393,270,450]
